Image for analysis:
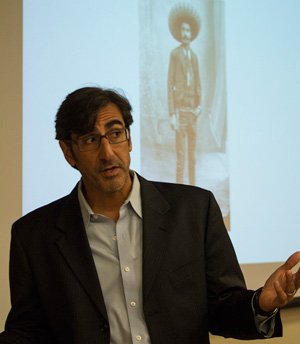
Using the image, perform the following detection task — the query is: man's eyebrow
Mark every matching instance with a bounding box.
[104,119,124,130]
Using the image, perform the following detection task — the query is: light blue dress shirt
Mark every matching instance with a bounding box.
[78,172,151,344]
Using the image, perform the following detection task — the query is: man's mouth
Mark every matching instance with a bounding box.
[100,165,120,176]
[103,166,117,172]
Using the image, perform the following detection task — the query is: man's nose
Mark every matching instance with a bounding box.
[98,137,114,160]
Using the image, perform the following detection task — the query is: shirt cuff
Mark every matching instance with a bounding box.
[251,289,278,338]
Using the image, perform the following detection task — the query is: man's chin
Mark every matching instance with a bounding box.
[104,178,124,190]
[98,173,131,194]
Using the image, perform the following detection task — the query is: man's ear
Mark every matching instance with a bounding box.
[127,130,132,152]
[128,137,132,152]
[59,141,76,167]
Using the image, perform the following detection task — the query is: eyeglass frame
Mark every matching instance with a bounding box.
[64,127,130,152]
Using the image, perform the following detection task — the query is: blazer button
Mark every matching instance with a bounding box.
[100,323,109,332]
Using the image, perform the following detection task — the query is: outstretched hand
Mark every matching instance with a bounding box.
[259,251,300,312]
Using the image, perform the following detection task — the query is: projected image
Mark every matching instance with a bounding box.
[139,0,229,228]
[22,0,300,263]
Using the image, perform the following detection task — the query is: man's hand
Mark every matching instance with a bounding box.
[259,251,300,312]
[170,113,177,131]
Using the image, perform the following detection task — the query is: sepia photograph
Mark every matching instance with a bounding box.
[139,0,229,227]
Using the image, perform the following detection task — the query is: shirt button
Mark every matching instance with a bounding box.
[136,335,142,341]
[100,323,109,332]
[130,301,136,307]
[113,236,117,241]
[124,267,130,272]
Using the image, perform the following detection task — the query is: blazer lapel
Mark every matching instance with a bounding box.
[55,186,108,320]
[138,176,175,301]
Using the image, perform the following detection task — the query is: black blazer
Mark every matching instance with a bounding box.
[0,175,282,343]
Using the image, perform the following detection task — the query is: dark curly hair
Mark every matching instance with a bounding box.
[55,87,134,141]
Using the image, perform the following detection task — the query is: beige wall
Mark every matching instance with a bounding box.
[0,0,299,342]
[0,0,22,331]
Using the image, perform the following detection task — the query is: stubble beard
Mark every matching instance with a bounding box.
[95,159,130,194]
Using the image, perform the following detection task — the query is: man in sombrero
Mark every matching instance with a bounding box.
[168,4,201,185]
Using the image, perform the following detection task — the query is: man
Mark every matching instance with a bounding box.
[168,4,201,185]
[0,86,300,344]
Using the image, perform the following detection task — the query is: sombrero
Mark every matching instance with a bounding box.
[169,3,201,42]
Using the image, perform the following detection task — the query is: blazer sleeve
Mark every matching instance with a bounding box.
[0,225,54,344]
[204,192,282,339]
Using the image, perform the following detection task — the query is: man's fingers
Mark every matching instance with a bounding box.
[274,281,288,305]
[283,251,300,270]
[285,270,296,294]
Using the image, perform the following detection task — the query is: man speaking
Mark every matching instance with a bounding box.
[0,86,299,344]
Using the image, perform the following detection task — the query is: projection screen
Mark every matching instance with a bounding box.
[23,0,300,297]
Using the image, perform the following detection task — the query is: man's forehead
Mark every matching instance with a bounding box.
[95,103,124,126]
[71,103,125,139]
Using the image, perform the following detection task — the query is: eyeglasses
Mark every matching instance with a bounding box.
[66,127,130,152]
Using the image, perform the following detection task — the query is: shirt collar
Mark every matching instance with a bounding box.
[77,170,142,228]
